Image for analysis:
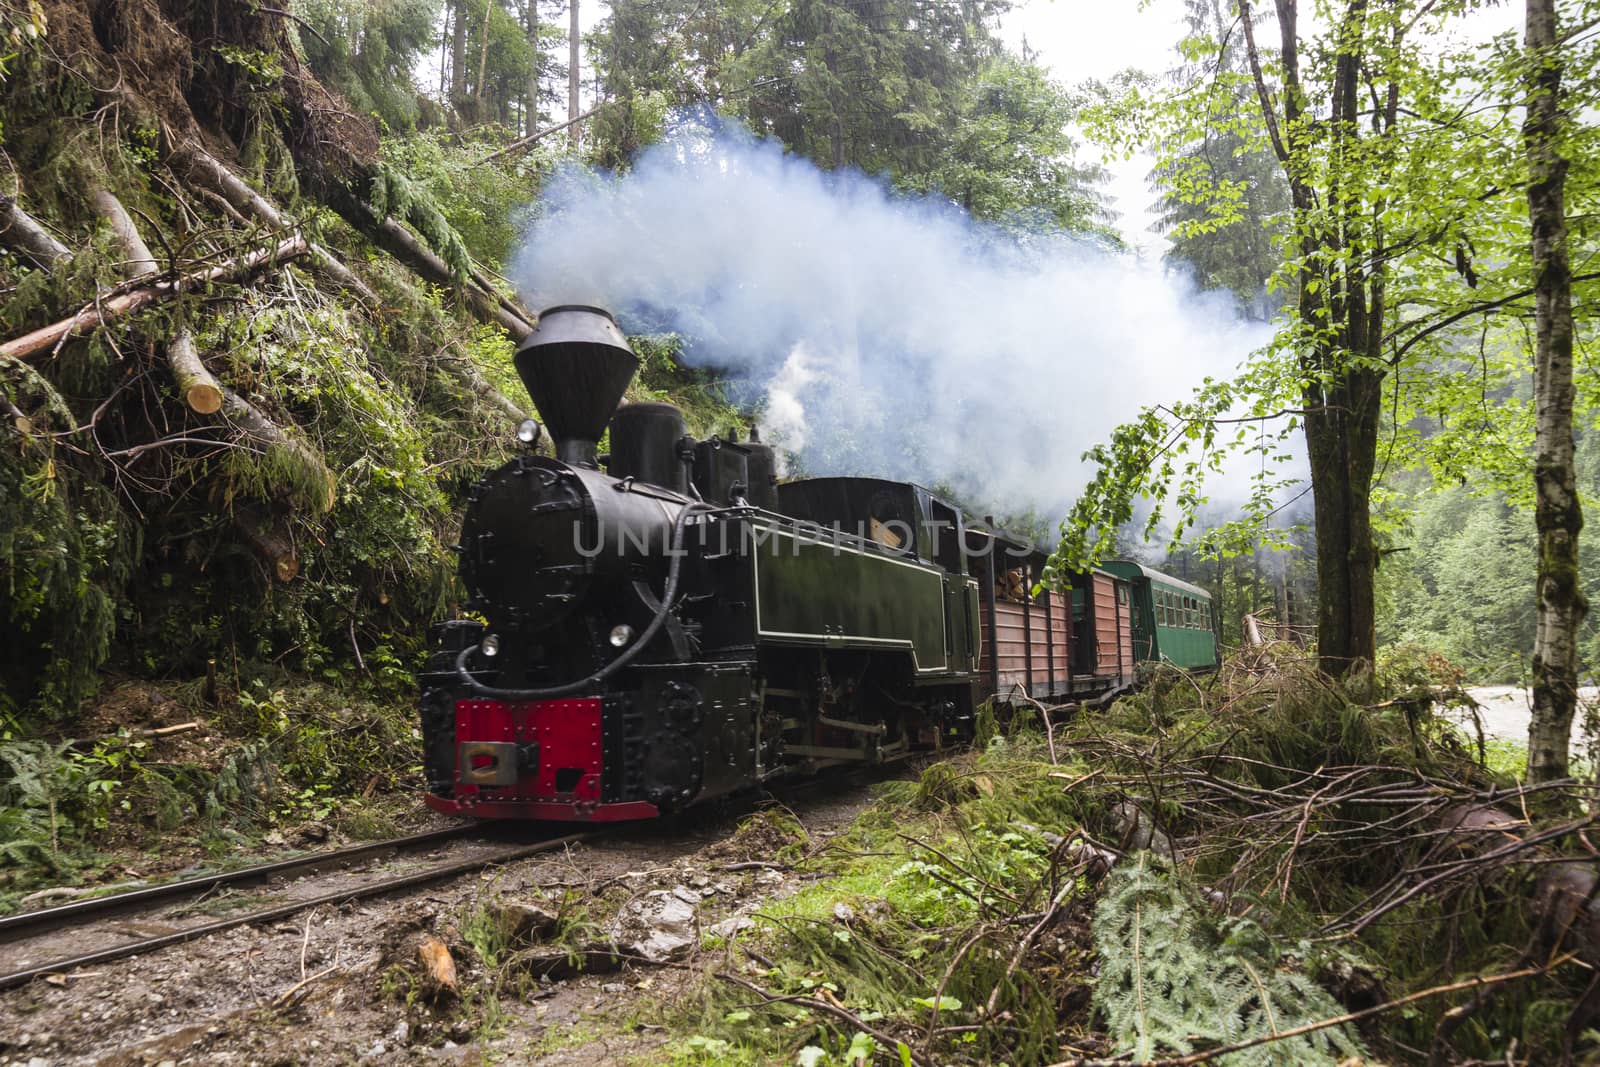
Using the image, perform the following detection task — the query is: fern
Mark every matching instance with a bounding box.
[1091,855,1366,1066]
[369,165,472,281]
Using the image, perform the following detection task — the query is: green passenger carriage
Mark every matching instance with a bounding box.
[1098,561,1220,673]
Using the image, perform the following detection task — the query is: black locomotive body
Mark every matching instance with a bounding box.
[419,306,985,822]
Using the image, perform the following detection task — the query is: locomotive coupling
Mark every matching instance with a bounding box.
[458,740,541,786]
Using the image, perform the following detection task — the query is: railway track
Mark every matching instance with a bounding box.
[0,823,598,993]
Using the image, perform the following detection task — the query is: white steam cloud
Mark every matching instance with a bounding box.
[513,116,1270,525]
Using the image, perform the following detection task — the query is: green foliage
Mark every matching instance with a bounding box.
[896,55,1118,240]
[1042,375,1302,582]
[299,0,440,133]
[627,332,744,438]
[589,0,1114,237]
[673,743,1098,1064]
[1376,429,1600,681]
[1058,0,1600,643]
[381,129,553,266]
[370,164,475,279]
[1092,856,1364,1065]
[0,433,134,721]
[223,677,418,796]
[1144,0,1289,318]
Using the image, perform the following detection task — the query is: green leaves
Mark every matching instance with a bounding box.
[911,995,960,1011]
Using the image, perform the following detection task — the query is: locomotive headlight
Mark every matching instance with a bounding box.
[608,624,634,648]
[516,418,542,446]
[480,633,501,657]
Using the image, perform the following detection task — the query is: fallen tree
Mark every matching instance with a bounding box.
[1,235,310,361]
[0,194,70,268]
[167,142,379,307]
[87,186,223,415]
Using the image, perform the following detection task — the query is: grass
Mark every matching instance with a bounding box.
[651,735,1101,1066]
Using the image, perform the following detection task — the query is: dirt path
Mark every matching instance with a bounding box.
[0,778,883,1066]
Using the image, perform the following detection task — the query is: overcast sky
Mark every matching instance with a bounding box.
[997,0,1190,253]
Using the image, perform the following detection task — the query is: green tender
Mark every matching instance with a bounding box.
[752,526,950,674]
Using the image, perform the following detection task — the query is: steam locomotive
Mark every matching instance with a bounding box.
[418,306,1217,822]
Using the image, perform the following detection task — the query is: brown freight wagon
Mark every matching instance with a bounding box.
[963,526,1136,707]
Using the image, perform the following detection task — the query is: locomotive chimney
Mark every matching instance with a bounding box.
[513,305,639,468]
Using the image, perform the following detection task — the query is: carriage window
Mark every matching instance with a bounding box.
[1116,585,1127,605]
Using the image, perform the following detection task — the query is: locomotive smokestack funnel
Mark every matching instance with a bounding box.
[514,305,638,468]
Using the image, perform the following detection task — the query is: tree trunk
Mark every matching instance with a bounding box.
[477,0,493,106]
[326,191,533,339]
[451,0,469,102]
[218,388,337,513]
[478,104,601,164]
[568,0,580,148]
[88,187,158,276]
[525,0,540,136]
[169,143,380,306]
[1524,0,1587,784]
[0,196,70,268]
[1239,0,1389,681]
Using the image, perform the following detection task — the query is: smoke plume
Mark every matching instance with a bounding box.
[513,116,1270,526]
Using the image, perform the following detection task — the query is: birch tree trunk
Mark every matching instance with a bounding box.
[1524,0,1588,783]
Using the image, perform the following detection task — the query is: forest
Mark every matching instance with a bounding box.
[0,0,1597,1064]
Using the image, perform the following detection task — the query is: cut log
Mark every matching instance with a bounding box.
[168,331,224,414]
[88,188,227,416]
[0,195,71,269]
[0,236,309,361]
[234,506,300,582]
[88,187,159,277]
[168,143,380,305]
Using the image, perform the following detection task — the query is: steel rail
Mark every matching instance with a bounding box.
[0,824,492,943]
[0,831,595,992]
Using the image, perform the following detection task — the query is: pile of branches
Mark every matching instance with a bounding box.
[1056,655,1600,1065]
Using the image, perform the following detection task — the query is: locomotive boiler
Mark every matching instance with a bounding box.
[418,305,1218,822]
